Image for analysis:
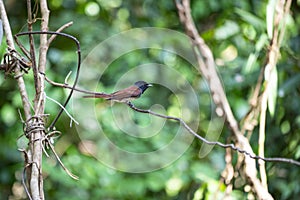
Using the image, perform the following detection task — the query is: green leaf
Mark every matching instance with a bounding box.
[266,0,277,39]
[235,8,265,31]
[267,65,278,117]
[244,53,258,74]
[243,34,268,74]
[214,20,240,40]
[255,33,269,52]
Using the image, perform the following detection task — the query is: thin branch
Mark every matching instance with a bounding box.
[0,0,31,120]
[13,34,32,61]
[44,75,104,95]
[37,72,300,168]
[47,21,73,45]
[27,0,39,104]
[127,102,300,166]
[36,0,49,114]
[15,31,81,131]
[19,149,33,200]
[22,165,33,200]
[259,89,268,187]
[41,75,300,167]
[47,141,79,180]
[45,92,79,126]
[241,68,263,138]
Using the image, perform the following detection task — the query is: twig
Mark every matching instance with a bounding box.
[12,36,32,61]
[64,71,72,84]
[27,0,39,103]
[47,21,73,45]
[127,102,300,166]
[19,149,33,200]
[44,75,105,95]
[259,90,268,187]
[22,164,33,200]
[15,31,81,131]
[47,141,79,180]
[45,92,79,126]
[0,0,31,120]
[241,68,263,138]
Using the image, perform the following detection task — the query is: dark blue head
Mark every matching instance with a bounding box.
[134,81,152,93]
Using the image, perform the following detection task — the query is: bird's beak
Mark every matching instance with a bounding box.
[148,83,153,87]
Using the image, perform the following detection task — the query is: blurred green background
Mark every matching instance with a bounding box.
[1,0,300,199]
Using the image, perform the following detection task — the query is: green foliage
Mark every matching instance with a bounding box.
[1,0,300,199]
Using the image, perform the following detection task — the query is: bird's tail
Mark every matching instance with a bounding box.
[83,93,110,99]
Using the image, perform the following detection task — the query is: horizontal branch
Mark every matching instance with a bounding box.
[44,75,106,95]
[41,75,300,167]
[127,102,300,166]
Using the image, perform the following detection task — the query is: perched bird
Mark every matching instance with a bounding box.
[83,81,152,103]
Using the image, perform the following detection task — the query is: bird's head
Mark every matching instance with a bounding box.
[134,81,152,93]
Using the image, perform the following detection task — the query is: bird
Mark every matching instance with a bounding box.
[83,81,152,103]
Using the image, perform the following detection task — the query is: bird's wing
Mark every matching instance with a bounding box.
[109,86,141,100]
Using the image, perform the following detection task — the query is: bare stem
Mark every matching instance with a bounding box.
[0,0,31,120]
[28,0,50,199]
